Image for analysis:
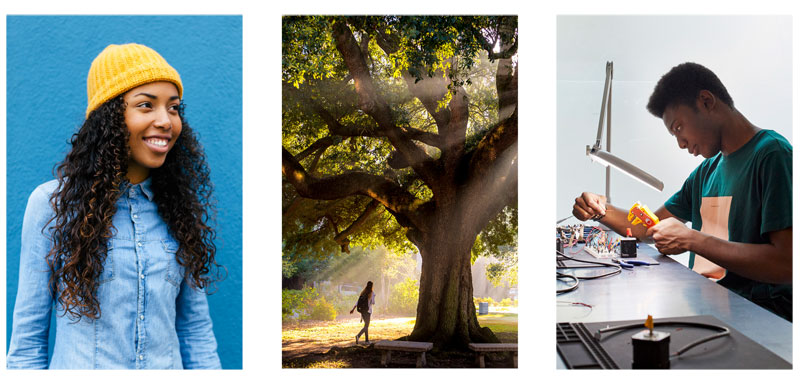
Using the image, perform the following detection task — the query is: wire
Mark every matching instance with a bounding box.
[557,272,579,294]
[594,321,731,357]
[557,214,575,224]
[556,250,622,279]
[557,301,593,308]
[556,250,622,294]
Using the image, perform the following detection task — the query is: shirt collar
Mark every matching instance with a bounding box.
[139,177,154,200]
[123,177,155,201]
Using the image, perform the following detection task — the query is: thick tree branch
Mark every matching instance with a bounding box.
[285,81,442,147]
[283,147,428,232]
[333,200,382,249]
[468,106,518,181]
[496,58,517,122]
[472,150,518,234]
[282,195,303,219]
[442,87,469,162]
[401,72,451,130]
[332,20,440,183]
[324,214,340,233]
[371,26,400,54]
[374,32,454,142]
[321,214,352,253]
[456,140,518,237]
[359,32,372,69]
[308,145,328,173]
[494,15,518,123]
[478,17,518,61]
[484,40,518,61]
[457,107,518,231]
[295,136,334,162]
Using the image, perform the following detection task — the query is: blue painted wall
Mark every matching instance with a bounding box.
[6,16,242,369]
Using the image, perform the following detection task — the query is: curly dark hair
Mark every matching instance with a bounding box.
[47,95,221,320]
[646,62,735,118]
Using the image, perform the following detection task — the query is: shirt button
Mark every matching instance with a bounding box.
[137,242,142,247]
[138,355,144,360]
[133,214,138,219]
[140,274,145,279]
[140,315,144,320]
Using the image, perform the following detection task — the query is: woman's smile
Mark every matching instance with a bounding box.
[143,135,172,152]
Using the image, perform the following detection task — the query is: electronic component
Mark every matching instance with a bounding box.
[631,315,670,369]
[557,224,585,249]
[584,227,619,259]
[628,202,659,228]
[619,238,637,258]
[566,315,742,369]
[584,244,616,259]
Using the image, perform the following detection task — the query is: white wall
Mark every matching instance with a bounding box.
[556,16,792,221]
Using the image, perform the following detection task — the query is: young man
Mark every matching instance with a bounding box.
[572,62,792,321]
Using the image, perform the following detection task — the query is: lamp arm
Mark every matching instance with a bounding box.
[594,61,614,149]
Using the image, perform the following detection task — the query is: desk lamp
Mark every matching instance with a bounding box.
[587,61,664,204]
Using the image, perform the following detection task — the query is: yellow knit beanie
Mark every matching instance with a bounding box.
[86,43,183,118]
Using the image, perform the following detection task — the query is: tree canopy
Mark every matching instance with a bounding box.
[282,16,517,347]
[282,15,517,264]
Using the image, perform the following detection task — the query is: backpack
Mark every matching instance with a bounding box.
[356,292,369,314]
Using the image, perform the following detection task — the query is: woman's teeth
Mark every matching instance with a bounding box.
[145,138,168,147]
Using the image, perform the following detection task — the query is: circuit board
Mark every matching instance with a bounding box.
[583,244,616,259]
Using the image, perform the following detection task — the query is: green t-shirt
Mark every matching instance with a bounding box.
[664,129,792,321]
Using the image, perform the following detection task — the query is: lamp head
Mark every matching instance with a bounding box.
[587,147,664,192]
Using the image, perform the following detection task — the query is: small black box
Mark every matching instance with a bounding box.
[632,330,670,369]
[620,237,637,258]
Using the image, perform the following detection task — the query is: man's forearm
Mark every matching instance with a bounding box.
[688,230,792,284]
[598,203,650,240]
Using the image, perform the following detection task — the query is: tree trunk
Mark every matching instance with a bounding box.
[407,208,500,349]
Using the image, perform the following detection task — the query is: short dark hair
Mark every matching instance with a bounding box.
[646,62,734,118]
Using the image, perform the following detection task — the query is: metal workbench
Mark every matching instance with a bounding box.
[556,242,792,368]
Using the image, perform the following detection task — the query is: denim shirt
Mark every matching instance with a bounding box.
[7,179,221,369]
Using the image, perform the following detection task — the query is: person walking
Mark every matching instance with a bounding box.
[350,281,376,345]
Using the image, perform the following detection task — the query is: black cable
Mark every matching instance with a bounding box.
[594,321,731,357]
[556,249,622,294]
[556,250,622,279]
[557,272,579,294]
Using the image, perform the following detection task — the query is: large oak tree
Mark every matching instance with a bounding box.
[282,16,517,349]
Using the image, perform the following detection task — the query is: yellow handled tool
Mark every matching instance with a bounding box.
[628,202,659,228]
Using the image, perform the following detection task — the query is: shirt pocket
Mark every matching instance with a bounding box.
[161,240,185,287]
[97,239,116,284]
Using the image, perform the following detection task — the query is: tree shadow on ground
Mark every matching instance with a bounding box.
[283,343,518,368]
[282,314,518,368]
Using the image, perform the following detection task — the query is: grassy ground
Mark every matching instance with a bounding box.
[282,311,518,368]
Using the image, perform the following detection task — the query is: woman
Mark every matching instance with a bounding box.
[7,43,222,369]
[349,281,376,344]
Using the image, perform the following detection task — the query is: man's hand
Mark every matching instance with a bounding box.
[572,192,607,221]
[350,308,354,314]
[646,217,694,255]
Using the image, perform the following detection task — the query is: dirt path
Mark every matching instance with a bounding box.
[282,313,518,367]
[282,315,416,359]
